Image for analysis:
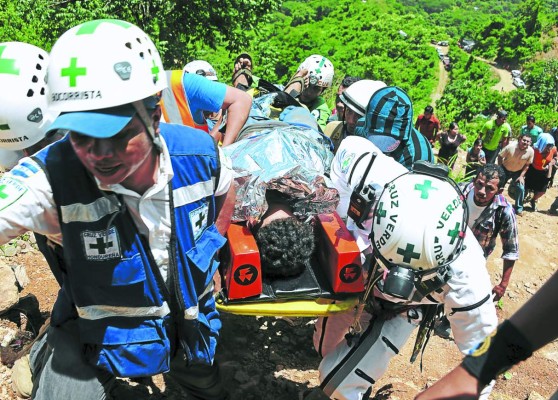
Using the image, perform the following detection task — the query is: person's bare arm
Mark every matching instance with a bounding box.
[517,162,530,185]
[416,271,558,400]
[492,259,514,301]
[214,178,236,235]
[220,87,251,146]
[496,153,504,166]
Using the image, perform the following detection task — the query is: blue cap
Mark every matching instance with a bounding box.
[46,104,137,139]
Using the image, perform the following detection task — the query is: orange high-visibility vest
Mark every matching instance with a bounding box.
[160,70,209,132]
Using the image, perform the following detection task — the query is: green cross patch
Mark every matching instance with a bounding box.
[61,57,86,87]
[151,59,160,83]
[375,201,387,224]
[447,222,461,245]
[76,19,132,35]
[0,45,20,76]
[414,179,437,199]
[397,243,421,263]
[315,57,326,74]
[0,177,28,212]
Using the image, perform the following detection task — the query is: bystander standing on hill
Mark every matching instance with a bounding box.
[414,105,440,145]
[520,115,543,145]
[465,138,486,178]
[479,110,512,164]
[497,133,534,215]
[524,133,557,211]
[436,121,466,169]
[462,164,519,301]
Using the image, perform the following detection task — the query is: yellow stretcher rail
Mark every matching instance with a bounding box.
[215,296,359,317]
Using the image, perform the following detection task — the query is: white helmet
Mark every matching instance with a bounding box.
[0,148,25,171]
[371,167,466,272]
[47,19,167,112]
[183,60,218,81]
[340,79,386,116]
[297,55,334,88]
[0,42,58,150]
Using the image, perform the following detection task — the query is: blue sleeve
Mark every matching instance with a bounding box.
[182,73,227,124]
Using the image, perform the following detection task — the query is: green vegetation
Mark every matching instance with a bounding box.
[0,0,281,69]
[1,0,557,143]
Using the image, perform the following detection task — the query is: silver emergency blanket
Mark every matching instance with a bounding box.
[223,118,339,224]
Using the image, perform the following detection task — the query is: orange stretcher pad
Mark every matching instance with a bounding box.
[220,212,364,305]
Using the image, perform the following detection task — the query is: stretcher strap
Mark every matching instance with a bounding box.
[321,316,384,397]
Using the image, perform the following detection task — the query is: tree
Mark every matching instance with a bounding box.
[0,0,281,69]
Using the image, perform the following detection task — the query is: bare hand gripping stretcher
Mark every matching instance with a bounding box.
[215,211,364,317]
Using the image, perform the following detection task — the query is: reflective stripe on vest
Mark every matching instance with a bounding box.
[160,70,209,132]
[60,194,120,223]
[173,179,215,208]
[77,301,171,320]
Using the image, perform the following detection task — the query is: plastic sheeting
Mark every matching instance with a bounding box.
[223,105,339,224]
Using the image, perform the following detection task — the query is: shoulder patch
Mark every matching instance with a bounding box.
[0,176,28,211]
[8,161,40,179]
[190,203,209,240]
[340,152,355,174]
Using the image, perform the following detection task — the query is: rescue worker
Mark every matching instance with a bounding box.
[183,59,219,81]
[309,136,497,400]
[0,19,235,399]
[0,41,66,398]
[284,55,335,131]
[0,41,67,283]
[183,59,229,141]
[162,60,251,145]
[325,79,386,152]
[479,110,512,164]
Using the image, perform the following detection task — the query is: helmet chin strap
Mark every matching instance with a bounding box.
[132,99,163,150]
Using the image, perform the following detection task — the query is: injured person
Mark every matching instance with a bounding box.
[218,98,368,311]
[223,97,339,279]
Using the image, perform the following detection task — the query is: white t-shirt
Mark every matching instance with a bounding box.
[466,189,486,229]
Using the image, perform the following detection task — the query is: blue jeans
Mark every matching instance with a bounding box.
[503,168,525,212]
[30,319,227,400]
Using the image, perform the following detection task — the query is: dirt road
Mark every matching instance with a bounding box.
[431,45,516,102]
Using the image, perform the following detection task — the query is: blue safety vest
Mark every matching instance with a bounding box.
[33,124,226,377]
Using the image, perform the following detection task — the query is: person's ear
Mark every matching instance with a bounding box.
[152,106,162,134]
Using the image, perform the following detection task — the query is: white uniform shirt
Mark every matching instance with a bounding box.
[0,136,233,281]
[330,137,408,251]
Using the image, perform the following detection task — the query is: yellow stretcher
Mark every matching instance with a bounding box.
[215,295,359,317]
[216,214,365,317]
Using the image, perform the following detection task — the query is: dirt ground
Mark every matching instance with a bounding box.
[0,166,557,399]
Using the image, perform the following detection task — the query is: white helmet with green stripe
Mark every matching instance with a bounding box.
[46,19,167,112]
[297,55,334,88]
[0,42,58,150]
[371,166,467,272]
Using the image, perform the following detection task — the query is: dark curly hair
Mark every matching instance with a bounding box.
[254,218,316,279]
[477,163,506,188]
